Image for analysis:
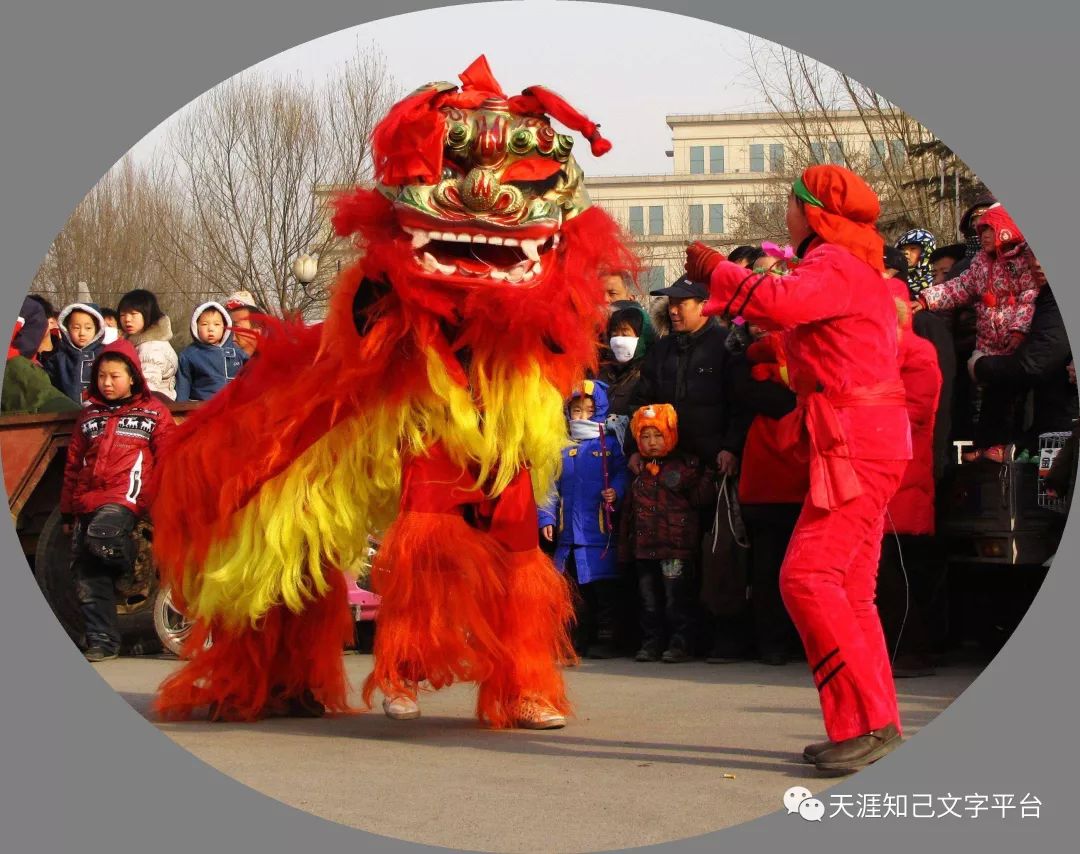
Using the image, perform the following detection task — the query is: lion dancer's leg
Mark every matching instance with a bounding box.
[154,570,355,722]
[362,442,576,727]
[474,466,576,728]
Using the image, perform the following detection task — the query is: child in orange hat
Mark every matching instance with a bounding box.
[619,404,716,662]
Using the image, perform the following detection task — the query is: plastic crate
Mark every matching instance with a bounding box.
[1037,431,1072,513]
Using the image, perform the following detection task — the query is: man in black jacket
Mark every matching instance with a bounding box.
[626,276,751,661]
[628,276,749,471]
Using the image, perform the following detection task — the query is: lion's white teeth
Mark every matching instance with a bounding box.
[487,236,504,245]
[503,238,519,247]
[472,234,488,244]
[521,239,540,262]
[411,230,431,250]
[421,252,454,275]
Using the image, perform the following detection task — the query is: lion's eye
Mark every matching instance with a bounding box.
[509,129,534,155]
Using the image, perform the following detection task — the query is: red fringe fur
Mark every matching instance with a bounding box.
[362,511,576,728]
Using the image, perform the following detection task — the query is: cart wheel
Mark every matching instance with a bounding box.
[33,507,83,646]
[153,586,209,657]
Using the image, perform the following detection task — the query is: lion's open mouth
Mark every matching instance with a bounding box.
[406,227,560,284]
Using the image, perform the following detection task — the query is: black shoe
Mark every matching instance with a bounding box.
[661,645,691,663]
[84,646,119,662]
[269,686,326,718]
[759,649,789,666]
[814,723,902,775]
[802,738,835,764]
[587,642,620,660]
[284,690,326,718]
[634,647,661,662]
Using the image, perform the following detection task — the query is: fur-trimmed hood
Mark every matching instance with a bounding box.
[188,301,234,347]
[58,302,106,351]
[126,314,174,347]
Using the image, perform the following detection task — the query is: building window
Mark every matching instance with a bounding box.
[869,139,887,169]
[628,206,644,235]
[709,203,724,234]
[809,142,825,164]
[770,144,785,172]
[749,144,765,172]
[643,266,666,292]
[649,205,664,235]
[689,146,705,174]
[709,145,724,173]
[689,204,704,235]
[828,141,844,164]
[890,139,907,163]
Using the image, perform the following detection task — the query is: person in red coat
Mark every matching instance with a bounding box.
[878,280,943,677]
[60,339,175,660]
[734,333,808,665]
[686,165,912,776]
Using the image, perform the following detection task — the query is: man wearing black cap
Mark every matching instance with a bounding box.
[949,196,996,281]
[626,275,751,662]
[629,275,748,474]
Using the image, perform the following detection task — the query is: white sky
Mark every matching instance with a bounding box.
[129,1,775,177]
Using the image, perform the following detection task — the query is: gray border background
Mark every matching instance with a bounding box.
[1,1,1076,852]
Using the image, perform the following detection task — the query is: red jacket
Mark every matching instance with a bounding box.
[60,339,175,517]
[738,332,810,505]
[887,305,943,535]
[739,412,812,505]
[706,242,912,466]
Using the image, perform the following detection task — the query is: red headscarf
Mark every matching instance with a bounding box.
[798,165,885,273]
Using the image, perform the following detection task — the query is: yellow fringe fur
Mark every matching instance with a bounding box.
[180,347,571,629]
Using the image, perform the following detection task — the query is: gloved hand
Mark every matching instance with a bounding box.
[685,242,723,283]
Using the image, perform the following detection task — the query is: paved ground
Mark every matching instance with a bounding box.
[102,653,980,853]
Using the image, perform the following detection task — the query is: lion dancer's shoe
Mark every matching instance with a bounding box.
[362,443,576,728]
[155,570,356,722]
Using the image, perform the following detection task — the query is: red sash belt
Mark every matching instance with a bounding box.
[780,380,907,510]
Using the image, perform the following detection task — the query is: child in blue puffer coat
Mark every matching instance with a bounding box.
[45,302,107,404]
[539,379,629,659]
[175,301,249,401]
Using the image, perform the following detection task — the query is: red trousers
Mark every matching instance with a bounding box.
[780,457,907,742]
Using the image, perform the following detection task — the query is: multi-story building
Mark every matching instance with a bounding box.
[586,109,912,288]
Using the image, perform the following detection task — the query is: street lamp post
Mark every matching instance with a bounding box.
[292,253,319,288]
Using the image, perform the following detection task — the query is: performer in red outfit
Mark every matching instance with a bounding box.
[686,165,912,775]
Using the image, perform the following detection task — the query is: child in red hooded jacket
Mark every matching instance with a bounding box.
[60,339,175,661]
[917,206,1042,461]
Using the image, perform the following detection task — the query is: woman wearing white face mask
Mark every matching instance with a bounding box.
[599,301,656,428]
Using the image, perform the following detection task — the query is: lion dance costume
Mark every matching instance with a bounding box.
[151,56,636,728]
